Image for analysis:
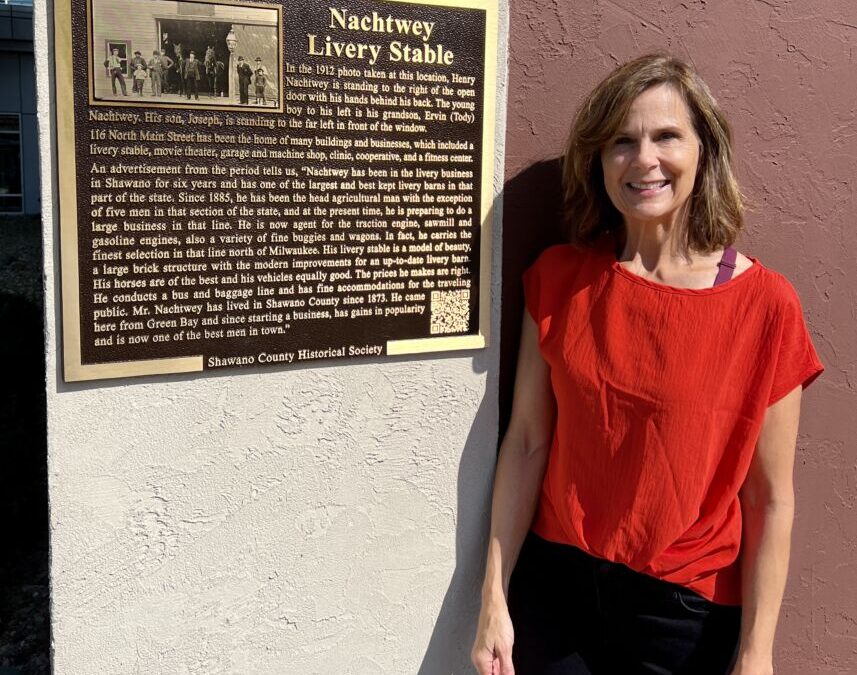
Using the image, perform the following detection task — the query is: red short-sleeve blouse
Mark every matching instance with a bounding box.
[522,237,825,605]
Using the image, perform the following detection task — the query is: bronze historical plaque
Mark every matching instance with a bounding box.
[54,0,498,381]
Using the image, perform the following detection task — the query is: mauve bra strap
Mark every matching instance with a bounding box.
[713,246,737,287]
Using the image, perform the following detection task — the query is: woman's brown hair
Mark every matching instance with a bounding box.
[563,53,744,255]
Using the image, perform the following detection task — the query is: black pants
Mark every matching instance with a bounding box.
[110,69,127,95]
[508,533,741,675]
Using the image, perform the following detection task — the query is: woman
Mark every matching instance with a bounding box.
[472,54,824,675]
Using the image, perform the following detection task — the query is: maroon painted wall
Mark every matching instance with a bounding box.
[502,1,856,672]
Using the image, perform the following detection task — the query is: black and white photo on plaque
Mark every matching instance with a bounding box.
[89,0,281,109]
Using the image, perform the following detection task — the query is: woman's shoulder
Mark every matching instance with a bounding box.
[523,240,604,313]
[741,254,811,323]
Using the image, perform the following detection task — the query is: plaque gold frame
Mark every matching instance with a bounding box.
[55,0,499,381]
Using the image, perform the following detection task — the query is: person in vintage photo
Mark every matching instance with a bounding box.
[132,63,147,96]
[105,47,127,96]
[236,55,253,104]
[161,32,178,93]
[253,56,276,106]
[147,50,162,96]
[253,56,271,86]
[184,50,201,100]
[213,59,225,96]
[147,50,173,97]
[204,46,225,97]
[129,50,147,75]
[161,31,174,59]
[254,66,267,105]
[173,44,186,97]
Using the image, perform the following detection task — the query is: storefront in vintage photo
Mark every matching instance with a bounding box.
[89,0,280,108]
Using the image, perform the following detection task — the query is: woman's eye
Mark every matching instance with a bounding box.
[613,136,633,146]
[658,132,678,141]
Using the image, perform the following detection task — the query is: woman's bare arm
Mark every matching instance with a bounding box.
[732,384,804,675]
[471,309,557,675]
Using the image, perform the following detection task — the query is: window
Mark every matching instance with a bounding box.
[0,113,22,213]
[105,40,130,76]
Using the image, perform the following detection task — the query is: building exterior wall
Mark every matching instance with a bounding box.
[503,2,855,673]
[40,0,856,671]
[37,0,509,673]
[91,0,159,70]
[0,5,38,215]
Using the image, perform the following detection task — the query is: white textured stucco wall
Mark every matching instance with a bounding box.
[35,0,509,672]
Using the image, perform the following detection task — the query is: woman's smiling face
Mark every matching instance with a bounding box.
[601,83,701,229]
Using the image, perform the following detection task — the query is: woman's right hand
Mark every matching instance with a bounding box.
[472,309,554,674]
[471,596,515,675]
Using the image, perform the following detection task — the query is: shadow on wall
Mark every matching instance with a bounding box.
[416,159,566,673]
[416,392,495,675]
[0,216,50,674]
[498,158,566,434]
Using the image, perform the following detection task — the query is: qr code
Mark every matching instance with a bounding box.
[430,289,471,335]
